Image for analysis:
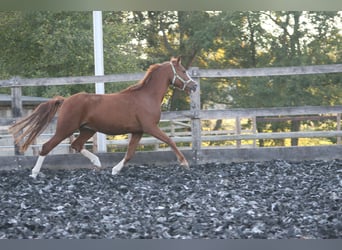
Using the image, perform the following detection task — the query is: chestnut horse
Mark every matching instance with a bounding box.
[9,57,197,178]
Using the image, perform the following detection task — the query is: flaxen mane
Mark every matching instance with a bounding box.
[121,63,161,93]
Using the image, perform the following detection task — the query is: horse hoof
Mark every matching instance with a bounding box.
[93,167,101,172]
[29,173,38,179]
[91,157,102,168]
[111,170,119,176]
[180,161,190,170]
[183,165,190,170]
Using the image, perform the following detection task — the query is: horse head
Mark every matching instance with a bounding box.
[169,57,198,94]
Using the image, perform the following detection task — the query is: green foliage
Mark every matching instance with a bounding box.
[201,11,342,109]
[0,11,143,97]
[1,11,340,104]
[129,11,226,110]
[0,11,341,146]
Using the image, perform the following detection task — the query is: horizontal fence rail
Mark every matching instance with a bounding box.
[197,64,342,77]
[161,105,342,120]
[1,105,341,156]
[0,73,144,87]
[0,64,341,88]
[1,64,342,161]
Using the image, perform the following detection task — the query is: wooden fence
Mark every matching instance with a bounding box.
[1,64,342,161]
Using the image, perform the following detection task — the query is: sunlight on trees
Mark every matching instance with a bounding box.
[0,11,341,146]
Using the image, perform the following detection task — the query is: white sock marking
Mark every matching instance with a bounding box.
[30,155,46,178]
[112,158,125,175]
[80,149,101,167]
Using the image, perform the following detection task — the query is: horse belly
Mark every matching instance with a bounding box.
[88,104,142,135]
[96,118,142,135]
[72,93,152,135]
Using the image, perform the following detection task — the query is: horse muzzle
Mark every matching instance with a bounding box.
[187,81,198,94]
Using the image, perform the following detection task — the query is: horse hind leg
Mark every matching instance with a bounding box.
[71,128,101,168]
[80,149,101,168]
[30,133,69,178]
[30,155,46,178]
[112,132,143,175]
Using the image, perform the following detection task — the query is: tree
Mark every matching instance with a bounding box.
[0,11,143,97]
[130,11,224,110]
[205,11,342,146]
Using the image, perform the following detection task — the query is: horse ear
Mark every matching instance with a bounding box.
[176,56,181,64]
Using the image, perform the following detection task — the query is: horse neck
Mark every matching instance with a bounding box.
[140,68,170,104]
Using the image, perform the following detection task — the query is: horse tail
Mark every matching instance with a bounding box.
[8,96,65,153]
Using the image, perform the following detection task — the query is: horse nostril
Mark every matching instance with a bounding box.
[189,86,197,94]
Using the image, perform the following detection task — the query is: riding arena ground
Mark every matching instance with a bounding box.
[0,159,341,239]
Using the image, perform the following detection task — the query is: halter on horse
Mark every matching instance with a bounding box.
[9,57,197,178]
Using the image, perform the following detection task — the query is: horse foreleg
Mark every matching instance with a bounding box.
[112,132,143,175]
[111,158,125,175]
[147,127,189,169]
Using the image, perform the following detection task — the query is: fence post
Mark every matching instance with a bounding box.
[93,11,107,153]
[189,67,201,164]
[337,113,341,145]
[235,117,241,148]
[11,85,23,155]
[252,116,257,148]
